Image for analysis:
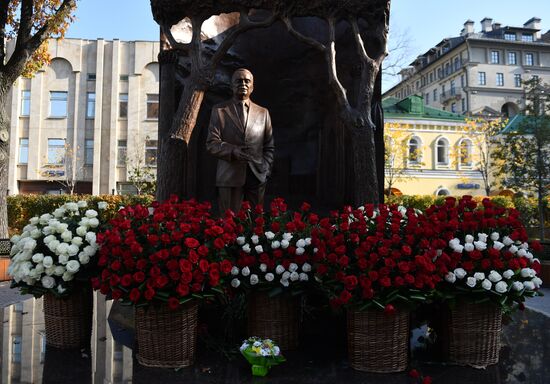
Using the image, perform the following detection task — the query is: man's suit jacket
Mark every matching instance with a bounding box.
[206,100,275,187]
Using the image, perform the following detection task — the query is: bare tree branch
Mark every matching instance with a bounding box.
[189,16,204,71]
[349,17,368,61]
[282,16,326,52]
[17,0,35,47]
[325,16,350,111]
[211,9,277,66]
[160,24,191,52]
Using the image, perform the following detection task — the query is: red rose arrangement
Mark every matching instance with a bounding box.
[93,196,236,310]
[223,198,318,295]
[418,196,543,311]
[313,204,441,312]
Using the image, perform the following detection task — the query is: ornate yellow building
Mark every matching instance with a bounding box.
[383,95,487,196]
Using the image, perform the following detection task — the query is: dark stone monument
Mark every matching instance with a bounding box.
[150,0,390,209]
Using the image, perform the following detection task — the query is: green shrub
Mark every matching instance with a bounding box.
[7,194,154,235]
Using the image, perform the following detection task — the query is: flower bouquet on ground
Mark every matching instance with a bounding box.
[94,196,237,367]
[224,198,318,350]
[313,203,441,372]
[240,337,285,376]
[8,200,108,348]
[418,196,544,367]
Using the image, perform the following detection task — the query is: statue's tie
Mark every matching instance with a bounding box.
[240,102,247,128]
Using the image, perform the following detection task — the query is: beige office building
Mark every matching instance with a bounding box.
[384,17,550,117]
[6,38,160,195]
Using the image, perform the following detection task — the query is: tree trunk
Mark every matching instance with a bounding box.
[156,49,209,202]
[0,85,10,238]
[348,118,379,206]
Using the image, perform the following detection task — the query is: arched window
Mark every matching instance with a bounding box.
[459,139,473,167]
[436,138,449,166]
[408,137,421,164]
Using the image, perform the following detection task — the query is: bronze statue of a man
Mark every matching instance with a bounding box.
[206,68,275,214]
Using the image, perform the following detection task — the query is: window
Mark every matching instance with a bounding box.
[408,137,421,164]
[85,139,94,165]
[491,51,500,64]
[460,75,465,87]
[120,74,129,81]
[437,68,442,79]
[459,139,473,166]
[117,140,127,166]
[461,98,466,112]
[87,73,96,81]
[436,187,450,196]
[525,53,534,66]
[47,138,65,164]
[146,94,159,119]
[429,73,433,83]
[425,93,429,104]
[504,32,516,41]
[522,33,533,42]
[478,72,486,85]
[416,80,420,90]
[119,93,128,118]
[436,138,449,166]
[86,92,96,119]
[433,88,438,101]
[145,140,158,167]
[19,138,29,164]
[496,73,504,86]
[442,85,446,97]
[450,80,456,96]
[49,91,68,117]
[445,63,450,76]
[451,103,457,113]
[453,57,460,71]
[20,90,30,116]
[508,52,517,65]
[515,74,522,87]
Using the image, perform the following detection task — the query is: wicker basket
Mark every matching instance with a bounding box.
[135,300,199,368]
[43,287,93,349]
[448,301,502,367]
[247,292,301,351]
[347,308,409,372]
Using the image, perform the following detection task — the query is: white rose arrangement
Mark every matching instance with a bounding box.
[8,200,108,297]
[441,232,543,310]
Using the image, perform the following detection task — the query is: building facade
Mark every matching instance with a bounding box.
[383,95,486,196]
[384,17,550,118]
[6,38,160,195]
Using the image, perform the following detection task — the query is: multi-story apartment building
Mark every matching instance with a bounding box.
[384,17,550,118]
[6,38,160,195]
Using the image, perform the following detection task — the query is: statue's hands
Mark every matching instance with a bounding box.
[232,146,254,162]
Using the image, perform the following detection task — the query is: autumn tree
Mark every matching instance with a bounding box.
[0,0,77,237]
[493,77,550,240]
[127,136,157,196]
[455,118,506,196]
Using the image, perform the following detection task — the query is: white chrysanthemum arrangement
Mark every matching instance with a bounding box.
[9,200,108,297]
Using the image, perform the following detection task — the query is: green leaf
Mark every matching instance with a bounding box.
[372,299,385,310]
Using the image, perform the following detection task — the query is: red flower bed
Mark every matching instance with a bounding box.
[313,204,442,311]
[93,196,236,309]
